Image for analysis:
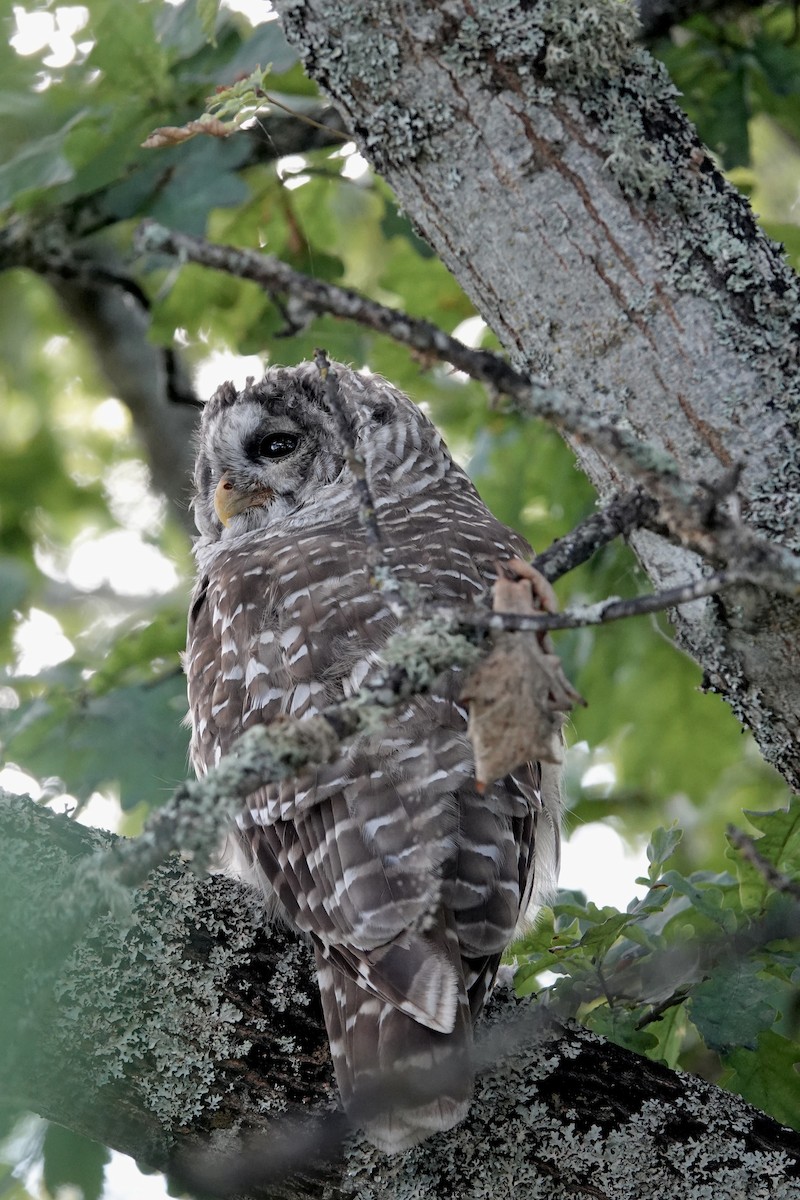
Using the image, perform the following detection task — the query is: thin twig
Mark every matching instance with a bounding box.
[727,825,800,901]
[535,488,661,582]
[454,568,753,634]
[256,91,351,139]
[634,989,690,1030]
[134,220,531,399]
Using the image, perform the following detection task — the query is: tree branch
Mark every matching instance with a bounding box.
[0,220,200,533]
[461,567,779,632]
[133,220,800,610]
[133,219,533,399]
[3,792,798,1200]
[269,0,800,791]
[534,488,661,581]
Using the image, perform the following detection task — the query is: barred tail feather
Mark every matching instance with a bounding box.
[315,947,474,1154]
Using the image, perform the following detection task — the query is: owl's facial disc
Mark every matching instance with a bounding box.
[214,474,275,526]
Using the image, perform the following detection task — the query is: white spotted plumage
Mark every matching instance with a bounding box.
[186,361,561,1152]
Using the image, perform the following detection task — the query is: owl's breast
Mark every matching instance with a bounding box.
[187,482,531,775]
[186,524,393,770]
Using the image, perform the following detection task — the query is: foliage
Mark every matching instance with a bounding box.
[0,0,798,1196]
[514,804,800,1130]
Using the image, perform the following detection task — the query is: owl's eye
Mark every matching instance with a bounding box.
[258,431,300,459]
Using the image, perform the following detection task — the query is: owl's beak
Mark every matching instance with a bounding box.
[214,475,274,526]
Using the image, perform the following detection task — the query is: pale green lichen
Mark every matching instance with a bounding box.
[0,797,289,1148]
[380,616,482,692]
[52,867,264,1126]
[265,938,314,1013]
[337,1000,799,1199]
[537,0,639,88]
[363,98,458,170]
[603,106,672,199]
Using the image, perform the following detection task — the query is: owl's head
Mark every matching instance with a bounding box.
[192,360,451,543]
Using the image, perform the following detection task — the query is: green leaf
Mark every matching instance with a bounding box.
[659,870,735,931]
[1,673,189,808]
[577,908,640,955]
[156,0,218,55]
[751,35,800,97]
[88,3,170,95]
[706,69,751,169]
[689,959,781,1052]
[145,136,252,234]
[728,802,800,910]
[198,0,221,45]
[0,557,31,627]
[646,826,683,876]
[221,19,300,79]
[586,1004,660,1057]
[0,119,83,210]
[646,1001,689,1069]
[742,803,800,879]
[723,1030,800,1130]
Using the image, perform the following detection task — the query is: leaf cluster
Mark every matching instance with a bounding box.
[515,806,800,1130]
[654,4,800,260]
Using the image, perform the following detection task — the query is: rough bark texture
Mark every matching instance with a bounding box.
[2,792,799,1200]
[271,0,800,790]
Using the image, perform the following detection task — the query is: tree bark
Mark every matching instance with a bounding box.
[3,792,799,1200]
[271,0,800,791]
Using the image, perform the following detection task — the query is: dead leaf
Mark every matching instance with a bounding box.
[141,116,232,149]
[461,558,583,791]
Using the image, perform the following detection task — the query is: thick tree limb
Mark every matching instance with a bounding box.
[2,792,799,1200]
[134,222,800,610]
[271,0,800,791]
[0,221,199,533]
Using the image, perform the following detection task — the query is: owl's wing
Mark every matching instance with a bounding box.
[188,525,463,968]
[187,508,560,1151]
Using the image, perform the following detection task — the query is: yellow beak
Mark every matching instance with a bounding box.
[214,475,274,526]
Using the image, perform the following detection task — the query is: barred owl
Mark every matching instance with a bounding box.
[186,361,561,1153]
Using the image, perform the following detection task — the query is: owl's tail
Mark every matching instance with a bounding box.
[314,937,474,1154]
